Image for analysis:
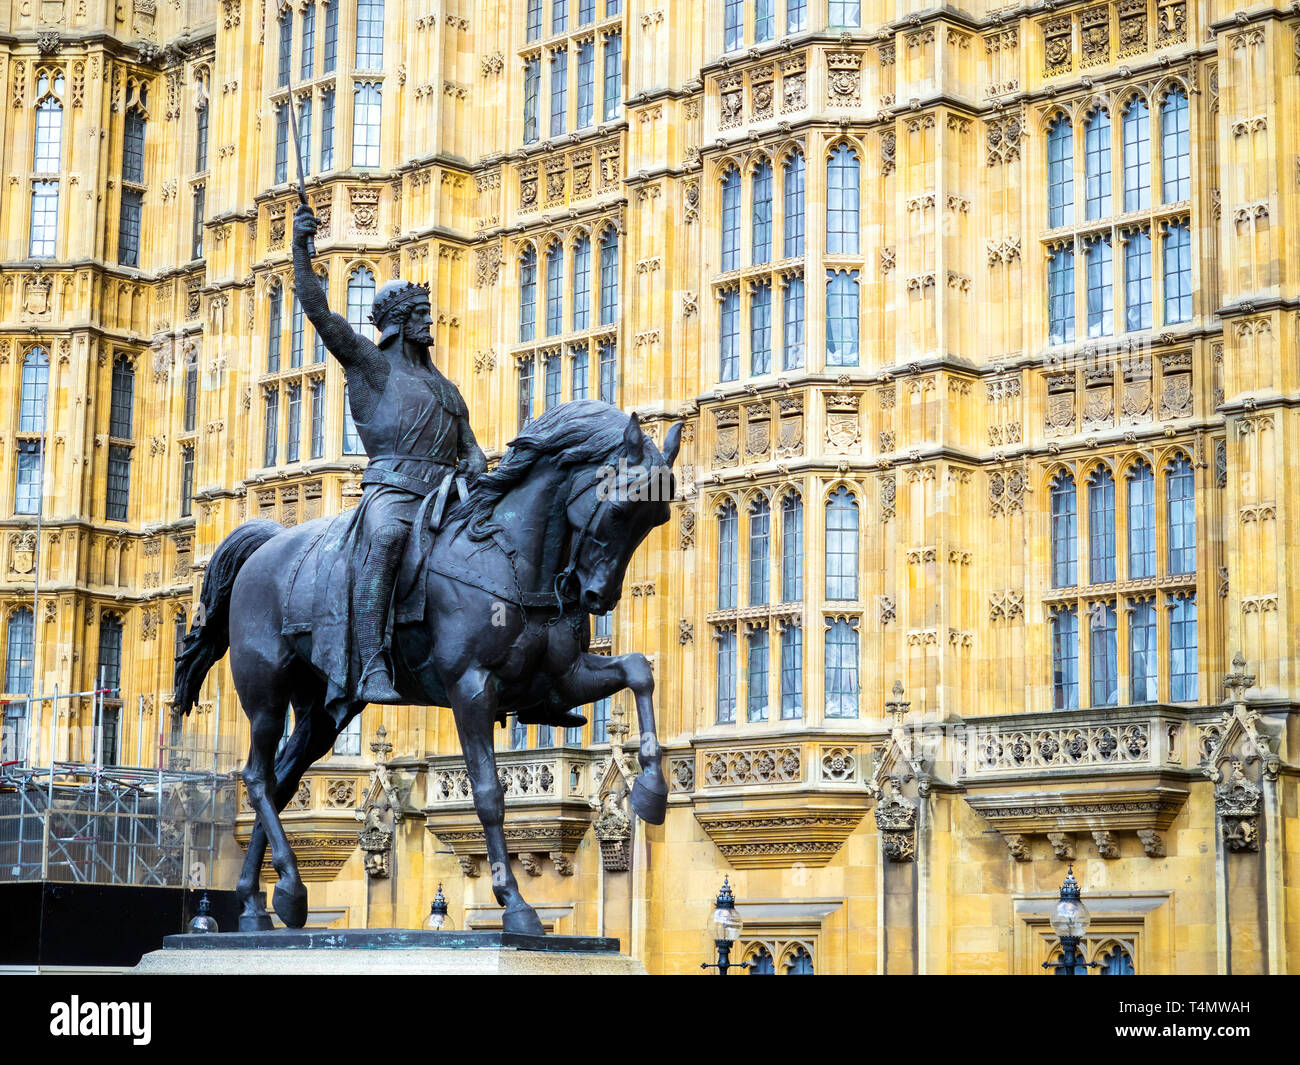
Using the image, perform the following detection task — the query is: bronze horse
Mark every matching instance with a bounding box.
[175,401,680,934]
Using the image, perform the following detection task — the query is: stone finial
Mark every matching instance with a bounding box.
[1223,652,1255,705]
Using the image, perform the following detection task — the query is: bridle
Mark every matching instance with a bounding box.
[551,464,615,616]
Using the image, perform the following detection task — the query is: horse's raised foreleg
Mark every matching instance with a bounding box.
[237,699,352,930]
[555,651,666,824]
[242,706,309,929]
[449,668,545,936]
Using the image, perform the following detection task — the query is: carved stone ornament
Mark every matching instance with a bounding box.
[593,792,632,872]
[1214,759,1261,852]
[874,777,916,862]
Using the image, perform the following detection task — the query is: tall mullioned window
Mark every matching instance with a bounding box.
[184,355,198,432]
[524,57,541,143]
[544,353,561,411]
[343,383,363,452]
[1169,594,1197,701]
[1161,87,1189,203]
[119,107,146,266]
[323,1,338,71]
[1124,229,1152,332]
[716,628,737,724]
[747,627,769,722]
[518,358,534,430]
[826,144,859,254]
[1050,470,1078,588]
[191,185,205,260]
[599,229,618,324]
[1047,115,1073,228]
[15,443,42,515]
[526,0,542,41]
[310,379,325,458]
[572,236,591,329]
[277,7,292,88]
[545,244,563,336]
[34,79,64,171]
[519,247,537,342]
[264,389,279,467]
[300,2,315,78]
[826,270,859,366]
[717,500,738,609]
[1085,237,1113,338]
[720,168,740,271]
[783,150,804,257]
[180,444,195,517]
[781,493,803,602]
[274,104,289,183]
[724,0,742,51]
[602,34,621,121]
[719,289,739,382]
[752,161,772,265]
[550,50,568,137]
[353,84,381,167]
[824,619,859,718]
[1051,606,1079,710]
[290,293,305,367]
[356,0,384,70]
[346,266,375,339]
[1090,602,1118,707]
[782,276,805,370]
[195,93,209,171]
[1162,221,1191,324]
[106,445,131,521]
[5,608,35,696]
[750,282,771,376]
[779,621,802,719]
[1048,246,1075,344]
[320,88,335,170]
[824,487,858,601]
[21,348,49,433]
[1129,598,1157,703]
[598,340,616,403]
[571,346,588,398]
[787,0,807,33]
[268,284,283,370]
[1122,97,1150,211]
[576,40,595,128]
[1166,456,1195,574]
[286,384,302,463]
[110,356,135,439]
[755,0,774,41]
[1127,461,1155,578]
[297,96,313,178]
[1088,467,1116,583]
[1083,108,1111,220]
[749,497,770,606]
[30,182,58,258]
[829,0,860,27]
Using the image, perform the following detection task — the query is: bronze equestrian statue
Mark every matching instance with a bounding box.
[174,204,678,935]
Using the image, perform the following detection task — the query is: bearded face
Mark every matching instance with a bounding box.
[402,301,434,346]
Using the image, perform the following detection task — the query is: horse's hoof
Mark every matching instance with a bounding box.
[238,912,274,933]
[272,881,309,928]
[502,903,545,937]
[630,776,668,825]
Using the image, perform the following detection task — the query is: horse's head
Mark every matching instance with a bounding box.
[565,412,682,615]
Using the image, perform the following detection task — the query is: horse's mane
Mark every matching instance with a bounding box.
[447,400,653,540]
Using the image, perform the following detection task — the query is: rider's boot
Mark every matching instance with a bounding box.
[355,526,405,704]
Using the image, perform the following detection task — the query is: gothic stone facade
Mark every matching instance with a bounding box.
[2,0,1299,974]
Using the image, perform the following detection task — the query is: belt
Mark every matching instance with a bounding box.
[361,464,451,496]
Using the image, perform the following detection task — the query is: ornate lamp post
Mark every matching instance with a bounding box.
[422,883,450,931]
[701,876,749,975]
[1042,867,1099,974]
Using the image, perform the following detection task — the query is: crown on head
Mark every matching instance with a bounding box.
[368,281,431,327]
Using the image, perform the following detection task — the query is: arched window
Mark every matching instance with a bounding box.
[110,356,135,439]
[572,236,591,330]
[1122,97,1150,211]
[300,1,316,78]
[356,0,384,70]
[1160,87,1189,203]
[1166,456,1195,574]
[523,55,540,143]
[123,108,147,184]
[1083,108,1111,220]
[747,946,775,974]
[290,291,305,367]
[267,282,284,370]
[824,487,858,601]
[826,270,859,367]
[545,243,563,336]
[34,81,64,171]
[747,626,769,722]
[717,500,738,609]
[1050,471,1078,588]
[1087,467,1115,583]
[20,347,50,433]
[1129,598,1156,703]
[1090,601,1118,707]
[118,107,147,266]
[720,168,741,271]
[826,145,859,254]
[1127,461,1155,578]
[5,607,35,695]
[1051,606,1079,710]
[1047,115,1073,228]
[785,946,814,974]
[518,247,537,342]
[781,493,803,602]
[783,150,804,257]
[751,160,772,265]
[599,229,619,325]
[824,619,859,719]
[1099,943,1135,975]
[749,497,770,605]
[1169,593,1197,701]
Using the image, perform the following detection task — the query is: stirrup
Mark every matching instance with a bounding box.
[358,650,403,703]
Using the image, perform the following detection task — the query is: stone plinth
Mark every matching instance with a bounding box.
[133,929,644,975]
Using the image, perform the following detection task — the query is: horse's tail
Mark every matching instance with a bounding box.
[173,520,282,716]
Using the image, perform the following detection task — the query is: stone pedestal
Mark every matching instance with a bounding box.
[133,929,645,975]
